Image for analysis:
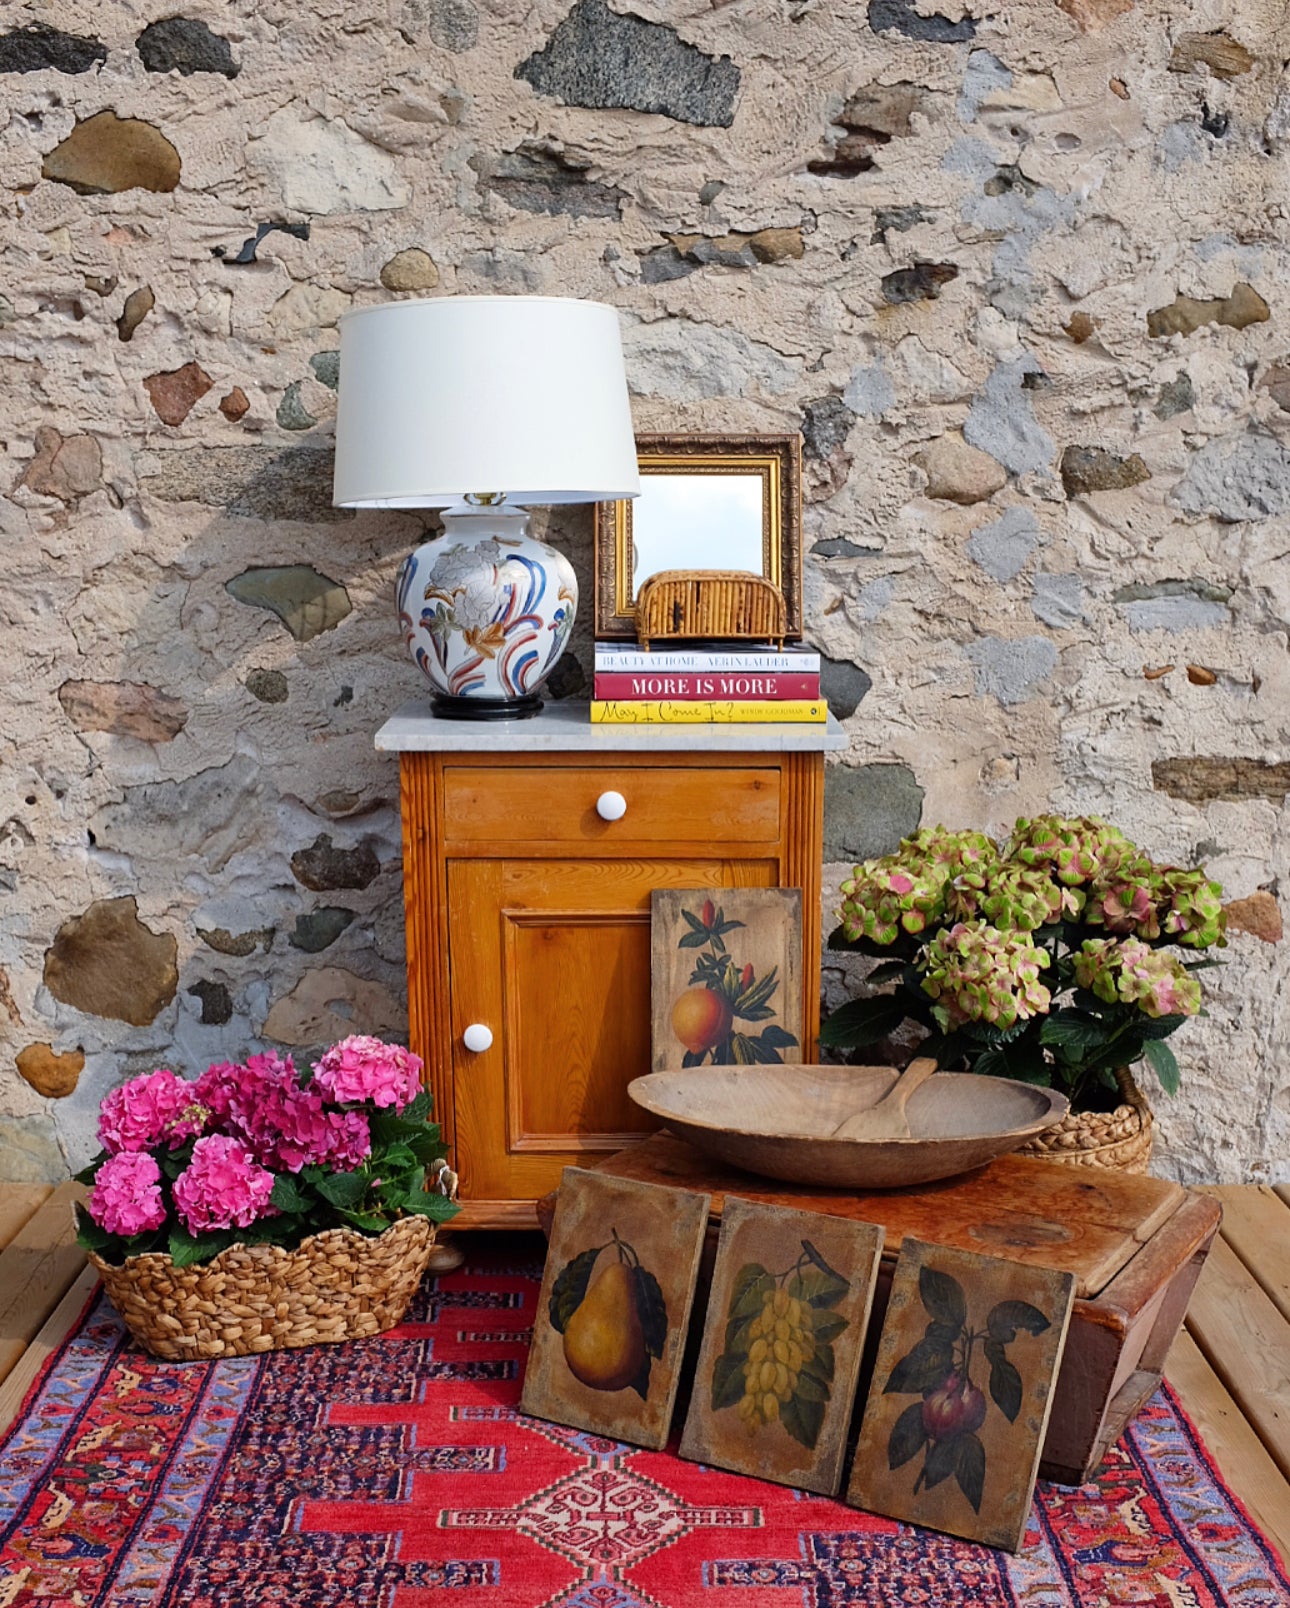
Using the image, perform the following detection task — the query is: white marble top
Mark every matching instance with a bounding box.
[375,699,849,753]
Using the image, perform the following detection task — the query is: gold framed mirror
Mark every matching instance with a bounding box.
[594,433,803,640]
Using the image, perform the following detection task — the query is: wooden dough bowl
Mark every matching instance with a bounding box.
[627,1063,1068,1189]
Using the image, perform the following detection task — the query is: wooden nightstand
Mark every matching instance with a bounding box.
[376,700,846,1228]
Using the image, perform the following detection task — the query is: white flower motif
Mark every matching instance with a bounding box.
[427,540,505,595]
[454,574,502,632]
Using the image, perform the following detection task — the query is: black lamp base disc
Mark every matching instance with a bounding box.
[431,692,544,722]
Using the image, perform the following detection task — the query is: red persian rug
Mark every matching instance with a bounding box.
[2,1240,1287,1608]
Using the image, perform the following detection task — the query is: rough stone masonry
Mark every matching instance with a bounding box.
[1,1,1287,1185]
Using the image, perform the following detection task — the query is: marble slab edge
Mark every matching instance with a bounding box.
[375,700,849,753]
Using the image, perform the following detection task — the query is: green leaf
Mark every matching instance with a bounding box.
[809,1312,848,1345]
[919,1265,966,1328]
[167,1227,235,1268]
[678,931,710,948]
[681,908,708,934]
[1136,1013,1188,1041]
[317,1171,369,1209]
[1144,1037,1180,1096]
[924,1432,958,1489]
[727,1264,773,1326]
[338,1208,390,1233]
[633,1263,668,1359]
[782,1388,826,1452]
[74,1155,106,1187]
[711,1346,749,1411]
[804,1341,835,1386]
[793,1363,830,1401]
[801,1238,847,1284]
[549,1244,603,1334]
[627,1353,653,1402]
[866,959,909,985]
[271,1175,312,1214]
[819,995,909,1049]
[955,1432,986,1512]
[987,1300,1051,1343]
[73,1201,112,1251]
[987,1350,1023,1422]
[884,1336,954,1395]
[1039,1009,1113,1054]
[888,1400,928,1469]
[792,1269,849,1310]
[397,1192,460,1222]
[758,1024,799,1049]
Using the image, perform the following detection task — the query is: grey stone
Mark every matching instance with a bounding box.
[1155,372,1196,419]
[812,537,869,558]
[957,50,1011,122]
[1113,578,1233,604]
[843,361,895,419]
[309,351,340,390]
[515,0,740,128]
[868,0,976,43]
[871,204,933,242]
[546,653,587,700]
[481,142,625,216]
[966,506,1042,582]
[226,565,352,643]
[698,179,725,204]
[621,314,798,400]
[275,381,317,431]
[245,668,289,703]
[1171,431,1290,523]
[1116,581,1231,630]
[1031,572,1084,628]
[0,1116,64,1184]
[881,262,958,303]
[136,17,239,77]
[92,755,275,874]
[964,357,1055,476]
[187,979,233,1025]
[639,245,700,284]
[424,0,479,52]
[197,925,274,957]
[141,446,352,523]
[0,24,106,73]
[289,907,357,952]
[854,576,896,621]
[1061,445,1151,496]
[291,833,381,892]
[824,764,924,863]
[965,635,1058,704]
[44,896,178,1026]
[802,396,853,461]
[819,656,872,719]
[117,285,154,342]
[459,249,544,292]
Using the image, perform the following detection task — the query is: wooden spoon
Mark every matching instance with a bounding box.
[831,1056,939,1141]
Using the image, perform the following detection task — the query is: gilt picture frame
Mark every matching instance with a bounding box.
[594,433,803,640]
[521,1168,711,1450]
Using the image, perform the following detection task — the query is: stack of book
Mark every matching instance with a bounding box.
[590,643,827,724]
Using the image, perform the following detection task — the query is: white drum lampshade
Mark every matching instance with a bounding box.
[334,296,639,720]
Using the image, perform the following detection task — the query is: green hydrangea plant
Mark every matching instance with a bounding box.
[823,817,1224,1112]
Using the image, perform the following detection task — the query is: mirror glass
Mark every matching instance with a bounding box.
[630,472,765,594]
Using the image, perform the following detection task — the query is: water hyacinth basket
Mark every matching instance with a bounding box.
[1019,1066,1154,1174]
[89,1213,435,1361]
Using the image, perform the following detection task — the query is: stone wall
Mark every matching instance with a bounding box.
[2,0,1287,1186]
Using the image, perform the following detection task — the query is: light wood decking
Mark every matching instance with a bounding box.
[0,1181,1285,1566]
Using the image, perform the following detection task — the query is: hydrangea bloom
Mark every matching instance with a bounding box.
[920,920,1051,1031]
[172,1135,277,1235]
[1158,867,1226,949]
[98,1069,207,1154]
[87,1151,167,1237]
[1008,815,1131,887]
[979,862,1078,933]
[313,1036,423,1109]
[321,1109,373,1171]
[1074,938,1202,1018]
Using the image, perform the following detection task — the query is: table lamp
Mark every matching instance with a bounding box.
[333,295,639,719]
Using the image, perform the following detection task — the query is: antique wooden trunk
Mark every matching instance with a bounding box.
[536,1131,1221,1486]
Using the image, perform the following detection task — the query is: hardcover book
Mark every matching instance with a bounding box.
[590,700,829,725]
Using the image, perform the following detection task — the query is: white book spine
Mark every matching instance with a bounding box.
[593,647,820,673]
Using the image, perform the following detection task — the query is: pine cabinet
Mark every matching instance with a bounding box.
[377,703,845,1228]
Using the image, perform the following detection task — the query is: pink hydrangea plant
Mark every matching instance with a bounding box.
[87,1151,167,1237]
[313,1035,423,1109]
[172,1135,277,1235]
[98,1068,208,1154]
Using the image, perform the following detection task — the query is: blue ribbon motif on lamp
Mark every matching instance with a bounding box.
[333,295,639,720]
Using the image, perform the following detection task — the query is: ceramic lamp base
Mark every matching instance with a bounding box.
[431,691,544,721]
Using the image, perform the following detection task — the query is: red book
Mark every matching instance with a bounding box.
[592,670,821,701]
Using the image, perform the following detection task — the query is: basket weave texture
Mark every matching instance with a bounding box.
[635,569,787,650]
[90,1213,435,1360]
[1019,1067,1153,1174]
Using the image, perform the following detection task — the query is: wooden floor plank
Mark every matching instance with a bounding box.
[0,1184,53,1252]
[0,1181,87,1389]
[1186,1234,1290,1481]
[1199,1185,1290,1326]
[1167,1329,1290,1569]
[0,1264,99,1438]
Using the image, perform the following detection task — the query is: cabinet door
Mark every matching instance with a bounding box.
[447,856,777,1218]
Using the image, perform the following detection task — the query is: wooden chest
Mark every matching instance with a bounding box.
[538,1132,1221,1486]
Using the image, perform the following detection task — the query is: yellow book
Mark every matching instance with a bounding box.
[590,699,829,724]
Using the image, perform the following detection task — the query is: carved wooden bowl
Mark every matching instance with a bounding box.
[627,1064,1069,1189]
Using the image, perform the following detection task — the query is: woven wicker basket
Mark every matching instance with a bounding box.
[90,1213,435,1361]
[635,569,787,651]
[1019,1067,1153,1174]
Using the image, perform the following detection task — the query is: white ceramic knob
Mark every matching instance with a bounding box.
[462,1023,493,1053]
[596,790,627,822]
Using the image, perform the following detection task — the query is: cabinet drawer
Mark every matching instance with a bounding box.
[442,765,781,846]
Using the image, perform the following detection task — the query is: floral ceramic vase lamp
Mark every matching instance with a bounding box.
[333,295,640,719]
